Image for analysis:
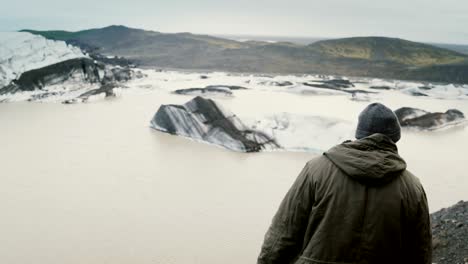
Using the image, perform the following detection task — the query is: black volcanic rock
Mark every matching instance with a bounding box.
[150,96,279,152]
[395,107,465,129]
[431,201,468,264]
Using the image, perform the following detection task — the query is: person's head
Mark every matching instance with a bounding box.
[355,103,401,143]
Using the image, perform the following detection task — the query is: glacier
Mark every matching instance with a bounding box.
[0,57,145,103]
[0,31,146,103]
[0,32,86,88]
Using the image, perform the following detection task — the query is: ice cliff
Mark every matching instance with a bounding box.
[0,32,86,88]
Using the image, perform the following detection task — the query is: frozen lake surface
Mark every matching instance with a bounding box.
[0,70,467,264]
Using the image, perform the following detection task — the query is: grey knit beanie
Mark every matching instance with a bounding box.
[355,103,401,143]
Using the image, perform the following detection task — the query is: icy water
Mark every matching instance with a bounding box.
[0,78,467,264]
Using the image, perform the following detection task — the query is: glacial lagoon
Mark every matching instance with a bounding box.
[0,71,467,264]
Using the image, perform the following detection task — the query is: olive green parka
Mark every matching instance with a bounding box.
[258,133,432,264]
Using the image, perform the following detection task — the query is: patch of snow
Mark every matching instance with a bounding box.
[400,84,468,100]
[368,78,396,88]
[247,113,354,153]
[427,84,468,100]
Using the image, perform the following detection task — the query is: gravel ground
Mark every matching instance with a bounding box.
[431,200,468,264]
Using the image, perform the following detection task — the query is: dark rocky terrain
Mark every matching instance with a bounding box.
[394,107,465,130]
[22,26,468,84]
[151,96,279,152]
[431,201,468,264]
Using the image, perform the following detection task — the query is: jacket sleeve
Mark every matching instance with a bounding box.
[408,188,432,264]
[257,162,315,264]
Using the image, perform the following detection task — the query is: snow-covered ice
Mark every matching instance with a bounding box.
[248,113,354,152]
[0,32,86,88]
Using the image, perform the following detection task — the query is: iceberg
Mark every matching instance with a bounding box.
[249,113,354,152]
[151,96,355,153]
[395,107,466,130]
[151,96,280,152]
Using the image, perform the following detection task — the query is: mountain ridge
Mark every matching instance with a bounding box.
[309,37,466,66]
[21,25,468,84]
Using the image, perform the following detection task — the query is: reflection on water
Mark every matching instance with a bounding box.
[0,90,467,264]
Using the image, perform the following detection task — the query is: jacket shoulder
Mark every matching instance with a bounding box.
[400,170,424,191]
[304,155,336,172]
[303,155,343,183]
[399,169,428,205]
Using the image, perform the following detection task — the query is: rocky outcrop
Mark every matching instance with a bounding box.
[431,201,468,264]
[173,85,248,96]
[150,96,279,152]
[394,107,465,130]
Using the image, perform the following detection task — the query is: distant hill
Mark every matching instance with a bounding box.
[22,26,247,58]
[431,43,468,55]
[22,26,468,83]
[309,37,466,66]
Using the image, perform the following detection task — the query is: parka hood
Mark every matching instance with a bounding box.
[324,133,407,186]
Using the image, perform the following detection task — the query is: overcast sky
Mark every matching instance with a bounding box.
[2,0,468,44]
